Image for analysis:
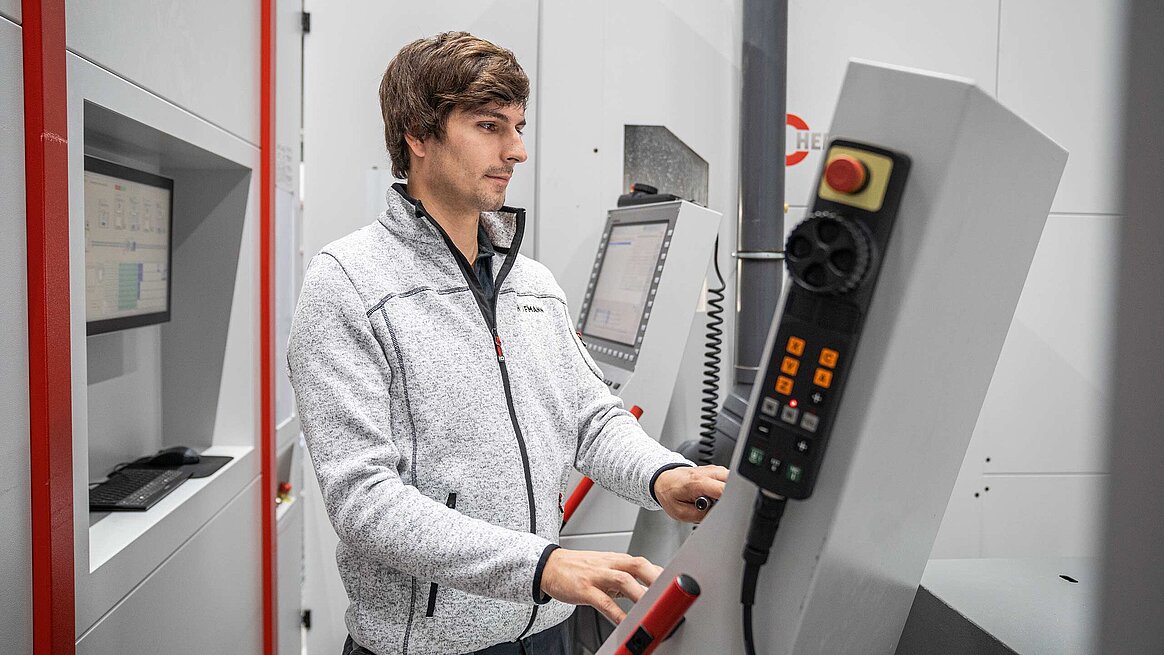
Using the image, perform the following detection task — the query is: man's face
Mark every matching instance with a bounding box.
[416,103,527,212]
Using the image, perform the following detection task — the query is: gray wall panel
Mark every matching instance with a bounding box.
[301,0,540,261]
[277,500,304,655]
[0,3,18,24]
[974,215,1119,474]
[65,0,259,144]
[0,17,31,655]
[998,0,1124,215]
[76,480,263,654]
[785,0,1000,208]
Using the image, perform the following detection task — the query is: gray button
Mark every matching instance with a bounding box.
[800,413,819,432]
[781,405,800,424]
[761,397,779,417]
[768,457,782,473]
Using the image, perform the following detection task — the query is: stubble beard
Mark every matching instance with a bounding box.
[474,184,506,212]
[476,166,514,212]
[431,158,507,213]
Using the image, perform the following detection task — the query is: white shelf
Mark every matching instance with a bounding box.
[88,445,254,571]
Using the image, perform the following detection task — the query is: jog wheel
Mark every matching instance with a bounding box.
[785,211,873,295]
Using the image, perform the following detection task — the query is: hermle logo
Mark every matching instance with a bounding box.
[786,113,830,166]
[519,304,544,313]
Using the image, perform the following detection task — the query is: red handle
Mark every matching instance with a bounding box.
[614,574,701,655]
[561,477,594,526]
[561,405,644,527]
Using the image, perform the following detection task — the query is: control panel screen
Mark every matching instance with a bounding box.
[84,157,173,335]
[584,221,668,346]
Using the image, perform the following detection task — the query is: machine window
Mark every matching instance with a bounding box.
[584,221,668,346]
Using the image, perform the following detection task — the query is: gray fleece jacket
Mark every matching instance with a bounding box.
[287,184,691,655]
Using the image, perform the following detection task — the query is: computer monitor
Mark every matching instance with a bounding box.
[83,156,173,335]
[578,210,676,368]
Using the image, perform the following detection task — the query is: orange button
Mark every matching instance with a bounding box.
[786,337,806,356]
[825,154,868,194]
[780,356,800,376]
[813,368,833,389]
[819,348,839,368]
[775,376,794,395]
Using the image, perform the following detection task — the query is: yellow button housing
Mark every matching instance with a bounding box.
[813,368,834,389]
[817,146,894,212]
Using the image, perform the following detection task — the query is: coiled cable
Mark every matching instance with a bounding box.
[698,235,727,466]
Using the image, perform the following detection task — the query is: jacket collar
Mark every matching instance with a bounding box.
[384,182,524,253]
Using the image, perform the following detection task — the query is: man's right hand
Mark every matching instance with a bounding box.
[539,548,663,624]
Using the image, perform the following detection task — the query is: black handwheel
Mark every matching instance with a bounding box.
[784,211,873,295]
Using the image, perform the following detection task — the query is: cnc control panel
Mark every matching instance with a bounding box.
[738,140,910,499]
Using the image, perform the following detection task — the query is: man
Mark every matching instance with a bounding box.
[288,31,728,655]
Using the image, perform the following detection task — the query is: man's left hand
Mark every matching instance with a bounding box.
[653,465,729,523]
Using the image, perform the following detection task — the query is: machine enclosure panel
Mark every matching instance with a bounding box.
[76,480,262,654]
[599,61,1067,655]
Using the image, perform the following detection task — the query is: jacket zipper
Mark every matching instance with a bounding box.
[425,492,459,617]
[407,196,542,640]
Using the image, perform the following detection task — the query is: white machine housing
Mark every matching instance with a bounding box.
[561,200,721,552]
[599,60,1066,654]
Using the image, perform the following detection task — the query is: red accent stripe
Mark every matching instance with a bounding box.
[561,477,595,526]
[22,0,76,652]
[260,0,277,653]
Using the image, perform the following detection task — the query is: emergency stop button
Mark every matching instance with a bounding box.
[824,155,868,194]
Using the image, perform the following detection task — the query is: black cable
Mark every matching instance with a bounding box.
[741,491,787,655]
[698,235,727,465]
[743,603,756,655]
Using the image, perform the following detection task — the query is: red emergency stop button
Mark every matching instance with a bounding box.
[825,154,868,194]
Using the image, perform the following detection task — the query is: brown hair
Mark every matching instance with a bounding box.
[379,31,529,179]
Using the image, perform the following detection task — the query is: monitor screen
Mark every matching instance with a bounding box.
[584,221,669,346]
[84,157,173,335]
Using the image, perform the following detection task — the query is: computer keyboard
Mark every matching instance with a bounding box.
[89,468,192,512]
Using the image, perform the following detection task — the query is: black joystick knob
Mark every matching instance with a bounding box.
[785,211,872,295]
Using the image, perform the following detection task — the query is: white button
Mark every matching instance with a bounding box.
[761,397,779,417]
[800,413,819,432]
[781,405,800,424]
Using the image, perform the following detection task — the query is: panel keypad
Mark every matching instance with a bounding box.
[738,140,910,499]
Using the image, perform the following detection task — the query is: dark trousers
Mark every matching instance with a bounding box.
[342,620,570,655]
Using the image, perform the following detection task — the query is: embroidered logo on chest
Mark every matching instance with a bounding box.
[519,304,545,314]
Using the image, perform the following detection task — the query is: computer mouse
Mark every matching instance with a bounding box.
[149,446,200,467]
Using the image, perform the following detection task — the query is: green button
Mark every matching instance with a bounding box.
[786,465,803,483]
[747,447,765,466]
